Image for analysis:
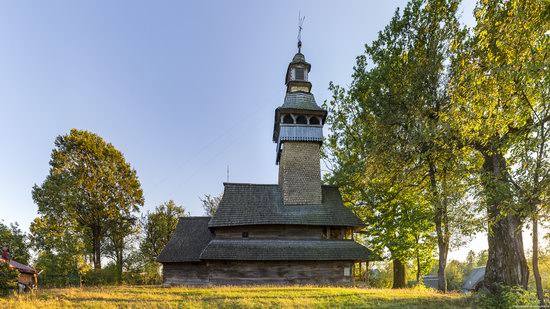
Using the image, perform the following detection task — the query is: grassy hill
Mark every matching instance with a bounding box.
[1,286,471,308]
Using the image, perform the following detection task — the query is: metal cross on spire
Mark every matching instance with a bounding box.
[297,13,305,53]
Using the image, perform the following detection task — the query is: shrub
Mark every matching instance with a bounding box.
[0,262,19,293]
[474,285,539,309]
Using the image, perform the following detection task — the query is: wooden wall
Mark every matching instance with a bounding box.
[214,225,352,240]
[214,225,323,240]
[163,262,209,286]
[163,260,353,286]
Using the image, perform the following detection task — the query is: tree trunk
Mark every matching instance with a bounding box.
[416,254,421,284]
[392,259,406,289]
[429,161,449,292]
[116,249,123,284]
[481,152,528,290]
[92,227,102,270]
[532,215,544,305]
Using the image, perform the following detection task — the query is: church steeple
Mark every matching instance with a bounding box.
[272,34,328,205]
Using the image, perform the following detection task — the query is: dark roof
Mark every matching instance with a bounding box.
[280,92,323,111]
[156,217,213,263]
[209,184,364,228]
[200,239,380,261]
[0,258,37,274]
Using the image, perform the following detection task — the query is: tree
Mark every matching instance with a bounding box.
[0,222,30,265]
[200,193,222,216]
[32,129,144,270]
[323,0,475,291]
[103,214,139,284]
[0,262,19,291]
[508,61,550,303]
[449,0,549,290]
[140,200,186,261]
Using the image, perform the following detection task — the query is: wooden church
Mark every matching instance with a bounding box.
[157,39,379,285]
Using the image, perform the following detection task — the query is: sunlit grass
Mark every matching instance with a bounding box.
[0,285,472,308]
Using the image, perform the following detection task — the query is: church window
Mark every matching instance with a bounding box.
[296,115,307,124]
[294,68,305,80]
[309,117,320,125]
[283,114,294,124]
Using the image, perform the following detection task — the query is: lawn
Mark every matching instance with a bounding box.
[0,286,472,308]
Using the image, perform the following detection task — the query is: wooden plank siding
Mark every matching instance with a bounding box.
[213,225,352,240]
[163,262,209,286]
[162,261,353,286]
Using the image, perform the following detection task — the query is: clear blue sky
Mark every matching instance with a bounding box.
[0,0,478,257]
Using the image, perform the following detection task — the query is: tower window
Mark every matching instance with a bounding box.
[293,68,306,80]
[283,114,294,124]
[309,117,320,125]
[296,116,307,124]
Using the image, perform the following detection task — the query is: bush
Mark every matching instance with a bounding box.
[474,285,539,309]
[82,265,118,286]
[0,262,19,293]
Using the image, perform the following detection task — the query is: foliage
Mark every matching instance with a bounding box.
[0,286,472,308]
[30,215,89,287]
[0,262,19,291]
[200,193,222,217]
[449,0,549,288]
[323,0,479,289]
[32,129,144,270]
[473,285,539,309]
[0,221,30,265]
[140,200,187,261]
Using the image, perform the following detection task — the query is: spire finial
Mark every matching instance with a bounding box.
[297,13,305,53]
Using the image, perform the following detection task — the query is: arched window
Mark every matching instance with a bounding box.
[283,114,294,124]
[296,116,307,124]
[309,117,320,125]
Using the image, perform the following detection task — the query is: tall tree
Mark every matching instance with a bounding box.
[449,0,549,290]
[508,61,550,303]
[140,200,186,261]
[32,129,144,270]
[324,0,473,291]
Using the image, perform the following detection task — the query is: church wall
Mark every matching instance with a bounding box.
[162,261,354,286]
[207,260,353,285]
[214,225,324,240]
[162,262,209,286]
[279,142,322,205]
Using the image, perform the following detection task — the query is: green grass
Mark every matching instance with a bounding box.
[0,285,472,308]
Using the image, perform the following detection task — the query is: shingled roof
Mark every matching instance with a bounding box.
[209,184,364,228]
[200,239,380,261]
[281,92,323,111]
[156,217,213,263]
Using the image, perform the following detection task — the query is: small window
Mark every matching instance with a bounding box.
[283,114,294,124]
[296,116,307,124]
[294,68,305,80]
[322,227,328,239]
[242,231,249,238]
[344,267,351,277]
[309,117,320,125]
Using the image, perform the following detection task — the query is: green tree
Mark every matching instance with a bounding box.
[32,129,144,270]
[449,0,549,290]
[103,214,139,284]
[0,262,19,291]
[324,0,475,291]
[0,222,30,264]
[140,200,186,261]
